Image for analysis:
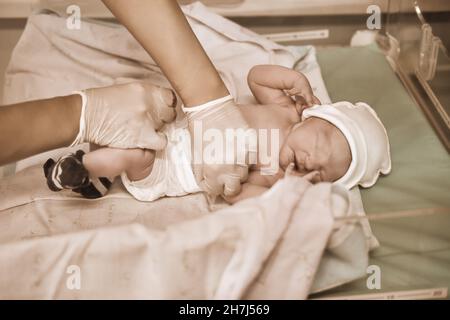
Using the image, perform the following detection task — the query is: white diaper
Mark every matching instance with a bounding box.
[121,121,201,202]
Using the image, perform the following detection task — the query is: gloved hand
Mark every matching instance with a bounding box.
[184,96,252,197]
[70,82,177,149]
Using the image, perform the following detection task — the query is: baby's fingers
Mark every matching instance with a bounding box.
[300,92,317,107]
[284,163,296,178]
[294,95,307,106]
[303,170,320,183]
[287,87,301,96]
[284,163,306,178]
[284,165,320,184]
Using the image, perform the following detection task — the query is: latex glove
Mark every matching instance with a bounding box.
[184,96,252,197]
[71,82,177,150]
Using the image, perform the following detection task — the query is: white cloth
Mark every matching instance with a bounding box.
[0,167,348,299]
[303,101,392,189]
[121,121,201,202]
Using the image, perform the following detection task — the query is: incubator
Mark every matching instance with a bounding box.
[300,0,450,299]
[379,0,450,152]
[227,1,450,298]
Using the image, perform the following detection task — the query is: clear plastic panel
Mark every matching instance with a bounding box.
[380,0,450,152]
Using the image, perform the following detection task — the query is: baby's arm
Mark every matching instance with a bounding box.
[223,182,269,204]
[83,147,155,181]
[222,170,275,204]
[247,65,320,107]
[223,164,321,204]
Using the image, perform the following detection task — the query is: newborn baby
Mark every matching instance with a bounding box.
[44,65,391,203]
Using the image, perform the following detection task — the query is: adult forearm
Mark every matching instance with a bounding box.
[102,0,229,107]
[0,94,81,166]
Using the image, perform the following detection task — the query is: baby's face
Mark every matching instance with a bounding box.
[279,117,352,183]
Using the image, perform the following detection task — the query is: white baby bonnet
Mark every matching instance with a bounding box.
[302,101,391,189]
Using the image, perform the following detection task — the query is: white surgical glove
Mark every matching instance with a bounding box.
[70,82,177,150]
[184,95,252,198]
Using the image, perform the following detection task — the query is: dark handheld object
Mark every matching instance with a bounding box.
[43,150,112,199]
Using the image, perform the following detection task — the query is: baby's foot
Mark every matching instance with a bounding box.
[124,149,156,181]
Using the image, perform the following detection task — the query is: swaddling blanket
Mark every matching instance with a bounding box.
[0,168,351,299]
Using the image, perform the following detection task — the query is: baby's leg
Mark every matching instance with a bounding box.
[83,148,155,181]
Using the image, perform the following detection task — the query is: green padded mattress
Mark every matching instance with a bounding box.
[311,44,450,299]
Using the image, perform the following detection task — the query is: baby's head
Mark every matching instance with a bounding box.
[279,101,391,189]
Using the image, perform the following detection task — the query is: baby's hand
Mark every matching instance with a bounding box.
[293,94,321,117]
[285,73,321,115]
[284,163,320,183]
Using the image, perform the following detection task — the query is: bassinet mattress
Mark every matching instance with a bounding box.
[312,44,450,299]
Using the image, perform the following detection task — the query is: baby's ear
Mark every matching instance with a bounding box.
[43,158,55,177]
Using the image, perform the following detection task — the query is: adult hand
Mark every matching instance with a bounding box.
[102,0,252,197]
[186,97,252,197]
[72,82,177,150]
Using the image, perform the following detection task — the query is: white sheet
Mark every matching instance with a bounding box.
[0,165,350,299]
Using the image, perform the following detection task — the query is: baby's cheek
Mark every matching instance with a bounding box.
[333,161,351,182]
